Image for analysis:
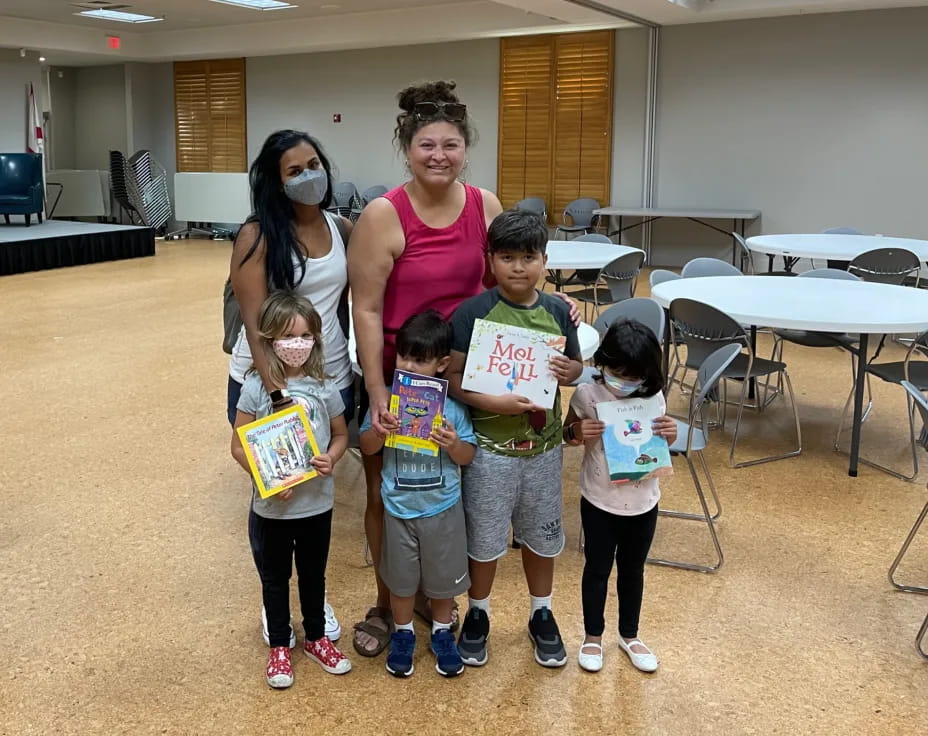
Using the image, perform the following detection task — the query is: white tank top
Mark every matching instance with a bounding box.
[228,211,352,389]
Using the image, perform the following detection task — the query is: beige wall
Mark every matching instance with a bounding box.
[246,39,501,194]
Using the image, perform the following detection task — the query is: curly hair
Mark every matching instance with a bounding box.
[393,80,476,151]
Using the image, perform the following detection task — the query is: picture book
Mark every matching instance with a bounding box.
[236,404,321,499]
[386,369,448,457]
[461,319,566,410]
[595,395,674,484]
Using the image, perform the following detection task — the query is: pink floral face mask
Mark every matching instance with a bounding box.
[273,336,315,367]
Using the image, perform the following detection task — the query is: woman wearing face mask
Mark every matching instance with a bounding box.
[561,319,676,675]
[348,80,503,657]
[229,129,349,649]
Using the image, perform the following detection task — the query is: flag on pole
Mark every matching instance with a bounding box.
[27,83,44,155]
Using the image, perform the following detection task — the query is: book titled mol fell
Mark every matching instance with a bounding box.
[236,404,321,499]
[596,395,673,484]
[386,369,448,456]
[461,319,566,410]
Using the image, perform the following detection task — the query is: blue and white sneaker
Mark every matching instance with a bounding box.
[431,629,464,677]
[385,630,416,677]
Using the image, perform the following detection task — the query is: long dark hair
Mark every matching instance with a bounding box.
[239,129,335,290]
[593,319,665,398]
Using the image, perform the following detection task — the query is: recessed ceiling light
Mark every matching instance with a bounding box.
[209,0,298,9]
[320,4,340,9]
[75,9,164,23]
[39,56,46,62]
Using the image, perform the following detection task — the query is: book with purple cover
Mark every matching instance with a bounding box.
[386,369,448,457]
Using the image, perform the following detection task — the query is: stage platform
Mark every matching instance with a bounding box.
[0,221,155,276]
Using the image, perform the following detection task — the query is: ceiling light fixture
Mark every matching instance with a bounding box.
[39,56,46,62]
[209,0,298,10]
[75,9,164,23]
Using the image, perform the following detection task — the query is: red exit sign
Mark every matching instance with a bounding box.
[107,35,121,50]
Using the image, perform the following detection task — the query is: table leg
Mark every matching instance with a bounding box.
[848,333,869,477]
[748,326,757,400]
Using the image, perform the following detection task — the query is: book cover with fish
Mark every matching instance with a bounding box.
[386,369,448,457]
[236,404,321,499]
[595,396,673,483]
[461,319,565,410]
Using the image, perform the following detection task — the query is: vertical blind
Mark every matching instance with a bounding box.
[174,59,247,173]
[498,31,614,221]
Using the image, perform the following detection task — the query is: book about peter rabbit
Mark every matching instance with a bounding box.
[596,395,673,484]
[236,404,321,499]
[461,319,567,410]
[386,369,448,456]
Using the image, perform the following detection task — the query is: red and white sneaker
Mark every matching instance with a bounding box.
[266,646,294,689]
[304,636,352,675]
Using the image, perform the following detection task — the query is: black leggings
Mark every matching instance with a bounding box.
[251,510,333,647]
[580,497,658,639]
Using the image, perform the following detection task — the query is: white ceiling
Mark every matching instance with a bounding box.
[0,0,926,65]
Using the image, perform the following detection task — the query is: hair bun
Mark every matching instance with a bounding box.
[397,80,460,112]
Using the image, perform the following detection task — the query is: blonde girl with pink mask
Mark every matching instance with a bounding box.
[231,291,351,688]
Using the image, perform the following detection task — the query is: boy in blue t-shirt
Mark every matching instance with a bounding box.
[447,208,583,669]
[360,310,477,678]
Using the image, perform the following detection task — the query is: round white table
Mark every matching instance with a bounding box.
[746,233,928,269]
[650,275,928,476]
[546,241,645,271]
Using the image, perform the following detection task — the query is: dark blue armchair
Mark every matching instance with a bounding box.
[0,153,44,226]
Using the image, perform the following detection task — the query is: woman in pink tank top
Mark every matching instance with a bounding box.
[348,81,502,656]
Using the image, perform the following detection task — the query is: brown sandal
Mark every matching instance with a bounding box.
[413,594,460,633]
[352,607,393,657]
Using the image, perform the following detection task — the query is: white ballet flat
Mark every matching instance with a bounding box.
[578,641,603,672]
[618,638,658,672]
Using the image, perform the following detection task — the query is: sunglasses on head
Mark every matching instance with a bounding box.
[413,101,467,122]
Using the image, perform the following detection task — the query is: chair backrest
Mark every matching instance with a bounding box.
[731,232,755,274]
[572,233,613,245]
[669,297,747,369]
[823,227,864,235]
[515,197,547,220]
[601,251,645,301]
[687,344,743,442]
[798,268,861,281]
[681,257,742,278]
[649,269,681,288]
[563,198,600,227]
[593,297,664,341]
[848,248,920,285]
[0,153,42,195]
[361,185,388,204]
[332,181,359,208]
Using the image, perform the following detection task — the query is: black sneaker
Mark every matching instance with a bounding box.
[457,608,489,666]
[528,607,567,667]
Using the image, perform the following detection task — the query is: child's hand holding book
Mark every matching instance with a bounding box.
[651,415,677,445]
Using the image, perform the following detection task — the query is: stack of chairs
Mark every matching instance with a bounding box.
[127,150,172,231]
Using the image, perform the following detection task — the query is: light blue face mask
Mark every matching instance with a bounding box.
[603,373,643,397]
[283,168,328,206]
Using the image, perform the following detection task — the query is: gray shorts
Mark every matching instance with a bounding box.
[461,446,564,562]
[380,500,470,599]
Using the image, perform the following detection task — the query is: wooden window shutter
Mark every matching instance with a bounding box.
[497,36,554,215]
[174,58,247,173]
[551,31,614,219]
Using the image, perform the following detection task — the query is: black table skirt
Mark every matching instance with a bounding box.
[0,227,155,276]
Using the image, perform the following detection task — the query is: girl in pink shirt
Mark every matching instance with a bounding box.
[563,320,676,674]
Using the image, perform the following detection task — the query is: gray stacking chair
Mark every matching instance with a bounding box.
[670,298,802,468]
[835,333,928,480]
[731,232,756,274]
[572,250,645,320]
[571,298,665,388]
[329,181,360,220]
[554,198,600,239]
[848,248,920,286]
[681,257,742,278]
[647,344,742,573]
[351,185,389,220]
[888,382,928,594]
[515,197,548,221]
[649,269,681,289]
